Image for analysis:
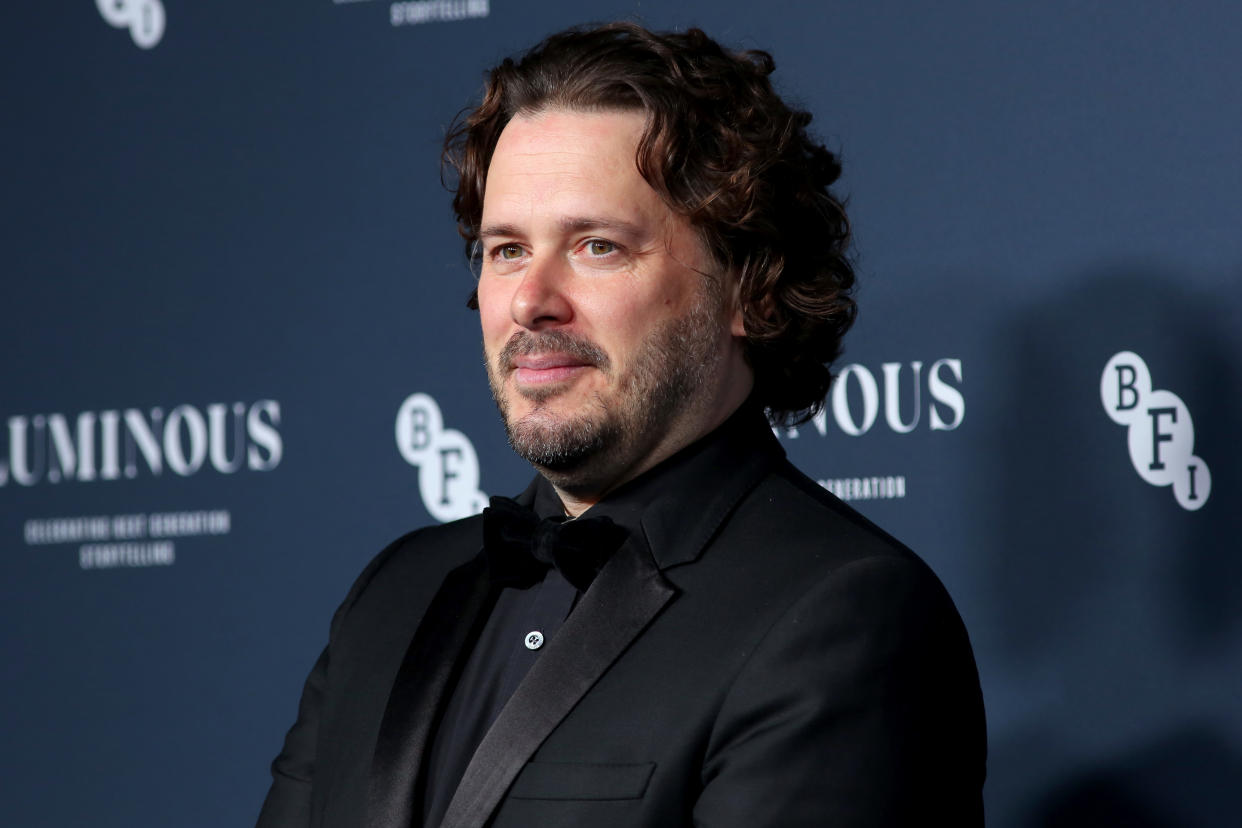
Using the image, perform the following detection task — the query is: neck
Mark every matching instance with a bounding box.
[546,391,753,517]
[553,489,597,519]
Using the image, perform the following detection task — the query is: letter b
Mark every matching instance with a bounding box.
[1101,351,1151,426]
[1114,365,1139,411]
[395,393,443,465]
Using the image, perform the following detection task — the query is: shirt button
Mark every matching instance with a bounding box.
[524,630,544,650]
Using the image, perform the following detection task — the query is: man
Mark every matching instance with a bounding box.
[258,23,985,828]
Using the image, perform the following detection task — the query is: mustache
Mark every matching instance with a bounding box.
[498,330,610,371]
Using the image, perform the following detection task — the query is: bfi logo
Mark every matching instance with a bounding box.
[96,0,165,49]
[395,393,488,522]
[1101,351,1211,511]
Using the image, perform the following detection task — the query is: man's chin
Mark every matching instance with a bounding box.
[504,410,612,474]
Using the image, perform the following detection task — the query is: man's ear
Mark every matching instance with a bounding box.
[726,275,748,338]
[730,305,746,337]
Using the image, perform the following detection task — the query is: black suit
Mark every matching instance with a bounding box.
[257,408,985,827]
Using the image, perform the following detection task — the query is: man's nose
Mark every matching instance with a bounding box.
[510,254,573,330]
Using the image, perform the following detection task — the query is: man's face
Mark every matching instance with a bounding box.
[477,108,751,497]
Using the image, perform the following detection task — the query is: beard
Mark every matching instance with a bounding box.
[486,287,724,490]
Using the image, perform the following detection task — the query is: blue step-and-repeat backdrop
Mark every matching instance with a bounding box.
[2,2,1239,825]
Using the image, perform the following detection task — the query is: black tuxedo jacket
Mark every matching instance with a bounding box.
[257,415,985,827]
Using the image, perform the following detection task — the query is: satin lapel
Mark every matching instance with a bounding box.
[439,540,676,828]
[367,553,492,828]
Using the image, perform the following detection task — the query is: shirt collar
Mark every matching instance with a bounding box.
[518,401,785,571]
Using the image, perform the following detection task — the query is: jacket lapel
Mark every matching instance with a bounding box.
[438,538,676,828]
[367,552,492,828]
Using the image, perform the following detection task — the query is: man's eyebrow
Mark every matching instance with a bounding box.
[478,217,646,240]
[478,223,521,241]
[557,216,645,237]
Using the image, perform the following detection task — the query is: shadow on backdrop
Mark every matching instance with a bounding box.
[1023,725,1242,828]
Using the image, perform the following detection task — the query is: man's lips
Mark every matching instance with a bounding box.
[511,353,593,384]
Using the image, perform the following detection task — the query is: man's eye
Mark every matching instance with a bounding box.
[585,239,617,257]
[497,244,524,260]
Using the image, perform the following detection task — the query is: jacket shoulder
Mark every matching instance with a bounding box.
[727,458,918,569]
[331,514,485,633]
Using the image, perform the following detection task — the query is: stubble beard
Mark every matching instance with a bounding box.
[486,290,724,493]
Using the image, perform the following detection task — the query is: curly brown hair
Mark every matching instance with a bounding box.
[443,22,856,426]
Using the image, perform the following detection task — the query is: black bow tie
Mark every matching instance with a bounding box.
[482,496,628,592]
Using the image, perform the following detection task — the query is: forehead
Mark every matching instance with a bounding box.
[495,107,646,159]
[482,108,667,227]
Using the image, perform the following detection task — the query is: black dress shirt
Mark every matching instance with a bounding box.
[421,482,581,827]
